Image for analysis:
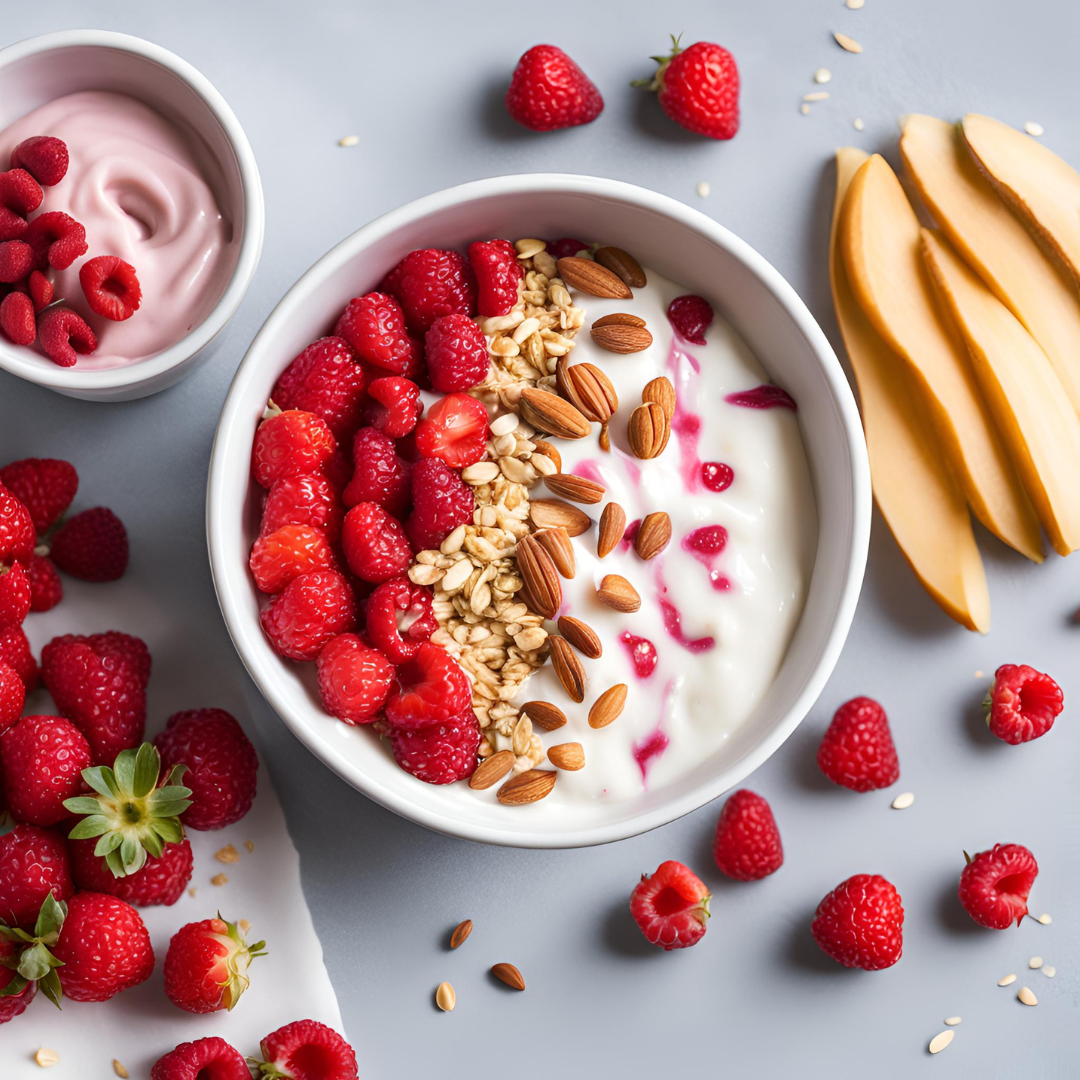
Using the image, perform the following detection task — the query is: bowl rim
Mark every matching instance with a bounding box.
[0,29,265,393]
[207,172,871,848]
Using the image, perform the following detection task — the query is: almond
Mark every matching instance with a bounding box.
[597,502,627,558]
[642,376,676,421]
[530,499,591,537]
[532,438,562,472]
[561,362,619,422]
[436,982,456,1011]
[557,615,602,659]
[544,473,605,505]
[497,770,557,806]
[521,700,568,731]
[591,323,653,354]
[635,511,672,560]
[518,387,591,440]
[556,256,633,299]
[588,684,628,728]
[535,526,575,578]
[491,962,526,990]
[597,574,641,613]
[468,749,516,790]
[549,636,586,702]
[593,246,647,288]
[547,742,585,771]
[516,534,561,619]
[593,312,646,329]
[628,402,671,459]
[450,919,473,949]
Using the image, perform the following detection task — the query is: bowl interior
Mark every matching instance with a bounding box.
[210,177,867,846]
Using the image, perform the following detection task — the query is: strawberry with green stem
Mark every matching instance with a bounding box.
[0,890,67,1008]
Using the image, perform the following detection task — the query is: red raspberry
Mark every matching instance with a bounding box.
[405,458,474,551]
[249,523,335,594]
[77,255,142,321]
[0,290,35,344]
[252,409,336,489]
[0,239,35,283]
[505,45,604,132]
[629,859,711,950]
[400,333,428,385]
[712,789,783,881]
[316,632,396,724]
[637,38,740,140]
[384,641,471,729]
[257,1020,358,1080]
[468,239,522,317]
[413,392,489,468]
[547,238,588,259]
[27,554,62,612]
[388,710,480,784]
[0,627,38,691]
[0,561,30,631]
[667,294,714,345]
[164,915,265,1014]
[380,248,477,334]
[817,696,899,793]
[0,485,34,566]
[38,307,97,366]
[28,269,53,312]
[365,577,438,664]
[0,824,74,927]
[985,664,1063,744]
[152,1038,250,1080]
[0,713,91,825]
[10,137,69,187]
[48,506,129,582]
[271,335,369,439]
[334,292,414,373]
[24,211,88,270]
[261,474,342,543]
[958,843,1038,929]
[365,375,423,438]
[812,873,904,970]
[0,456,78,533]
[0,935,36,1021]
[0,169,43,241]
[425,313,491,392]
[0,660,25,730]
[342,427,411,517]
[342,503,413,583]
[323,445,353,495]
[260,567,357,660]
[154,708,258,830]
[69,835,193,907]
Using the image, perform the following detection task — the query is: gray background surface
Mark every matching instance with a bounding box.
[2,1,1078,1075]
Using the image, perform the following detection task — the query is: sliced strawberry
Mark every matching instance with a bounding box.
[413,393,489,469]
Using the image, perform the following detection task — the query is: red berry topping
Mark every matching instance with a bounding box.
[468,239,523,318]
[701,461,734,492]
[380,249,477,335]
[342,427,411,516]
[334,292,414,373]
[24,211,88,270]
[817,696,900,793]
[37,307,97,367]
[405,458,474,551]
[365,577,438,664]
[365,375,423,438]
[258,1019,359,1080]
[384,642,471,730]
[812,874,904,970]
[0,824,74,927]
[619,631,658,679]
[27,554,62,612]
[0,239,35,283]
[726,384,798,410]
[249,524,334,594]
[10,137,69,187]
[0,456,78,533]
[69,835,193,907]
[154,708,259,831]
[252,409,336,489]
[271,336,369,439]
[28,269,53,312]
[0,660,25,730]
[546,238,588,260]
[0,714,91,825]
[261,473,342,543]
[629,859,711,950]
[712,789,784,881]
[0,168,42,241]
[683,524,727,555]
[414,392,489,469]
[49,506,129,582]
[164,915,265,1014]
[316,632,396,724]
[0,626,38,691]
[0,290,35,345]
[388,710,480,784]
[667,294,714,345]
[0,933,36,1021]
[425,313,491,393]
[0,561,30,631]
[638,38,740,140]
[505,45,604,132]
[958,843,1038,929]
[342,502,413,583]
[985,663,1063,744]
[152,1037,251,1080]
[75,255,141,322]
[0,485,34,566]
[260,567,357,660]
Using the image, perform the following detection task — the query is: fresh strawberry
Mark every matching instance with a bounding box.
[342,503,413,583]
[0,825,74,928]
[364,376,423,438]
[468,239,522,318]
[79,255,142,320]
[0,562,30,631]
[252,409,336,489]
[811,873,904,970]
[667,294,714,345]
[0,933,36,1022]
[958,844,1038,929]
[425,313,491,393]
[10,137,68,187]
[37,307,97,366]
[384,642,471,730]
[0,485,35,567]
[379,249,477,334]
[255,1020,358,1080]
[261,567,357,660]
[334,292,414,373]
[152,1038,251,1080]
[629,859,711,950]
[24,211,87,270]
[0,290,35,345]
[817,697,899,793]
[0,714,91,825]
[342,427,411,516]
[985,664,1063,744]
[388,710,480,784]
[27,554,62,612]
[154,708,259,831]
[0,168,43,241]
[69,835,193,907]
[317,633,396,725]
[405,458,474,551]
[365,577,438,664]
[164,915,266,1014]
[636,37,740,140]
[413,392,489,469]
[0,627,38,691]
[0,457,78,534]
[261,474,343,543]
[271,336,369,439]
[47,506,129,582]
[505,45,604,132]
[249,524,335,594]
[712,789,783,881]
[0,661,24,730]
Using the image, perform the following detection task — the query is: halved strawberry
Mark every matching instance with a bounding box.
[413,393,488,468]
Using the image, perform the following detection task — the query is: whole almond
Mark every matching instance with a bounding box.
[532,438,562,472]
[594,246,647,288]
[497,770,557,805]
[530,499,591,537]
[521,700,568,731]
[516,534,561,619]
[491,962,526,991]
[548,742,585,771]
[589,684,628,729]
[561,362,618,422]
[642,376,676,421]
[593,312,646,329]
[450,919,473,949]
[590,323,653,354]
[597,574,641,613]
[635,512,672,560]
[557,615,603,658]
[518,387,591,440]
[597,502,627,558]
[469,749,516,790]
[628,402,671,459]
[544,473,605,505]
[556,256,633,299]
[535,527,575,578]
[549,636,586,702]
[436,982,456,1011]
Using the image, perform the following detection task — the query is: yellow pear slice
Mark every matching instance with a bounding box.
[922,229,1080,557]
[900,114,1080,414]
[831,149,990,632]
[840,153,1043,563]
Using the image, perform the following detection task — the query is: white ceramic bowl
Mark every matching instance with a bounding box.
[0,30,264,401]
[208,174,871,847]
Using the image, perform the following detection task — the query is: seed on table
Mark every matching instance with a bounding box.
[1043,965,1056,978]
[928,1030,954,1055]
[1017,986,1038,1006]
[491,962,525,990]
[113,1060,130,1078]
[210,873,228,887]
[1037,913,1052,925]
[998,973,1017,986]
[450,919,473,949]
[436,981,456,1011]
[891,792,914,810]
[34,1048,60,1067]
[215,844,240,863]
[943,1017,961,1026]
[1029,956,1043,969]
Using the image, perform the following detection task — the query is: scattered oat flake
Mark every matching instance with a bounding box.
[35,1048,60,1067]
[999,973,1017,986]
[846,0,865,7]
[834,32,863,53]
[113,1061,129,1079]
[188,886,197,898]
[244,840,255,853]
[1018,986,1038,1006]
[211,873,229,887]
[1024,122,1044,137]
[804,91,830,102]
[891,791,915,810]
[853,117,865,131]
[239,918,252,934]
[337,135,359,147]
[975,669,985,678]
[944,1016,962,1026]
[1029,956,1043,969]
[1043,965,1056,978]
[215,844,240,864]
[814,67,832,83]
[1038,913,1052,925]
[696,181,710,198]
[928,1030,954,1055]
[800,104,811,115]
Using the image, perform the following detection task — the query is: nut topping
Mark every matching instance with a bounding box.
[556,256,633,299]
[547,742,585,771]
[521,700,568,731]
[642,376,676,421]
[532,438,562,472]
[534,526,576,578]
[549,636,587,702]
[543,473,605,505]
[588,684,629,728]
[516,534,562,620]
[560,362,619,422]
[597,574,641,613]
[491,962,526,990]
[597,502,627,558]
[593,312,646,329]
[469,750,516,789]
[590,323,654,354]
[497,770,557,805]
[556,615,603,659]
[628,402,671,459]
[530,499,591,536]
[450,919,473,949]
[518,387,592,440]
[635,512,672,560]
[593,246,647,288]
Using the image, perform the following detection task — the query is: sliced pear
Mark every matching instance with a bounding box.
[900,114,1080,415]
[840,153,1043,563]
[831,149,990,632]
[921,229,1080,557]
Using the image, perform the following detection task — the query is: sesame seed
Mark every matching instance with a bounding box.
[814,68,833,83]
[1038,913,1052,925]
[1024,122,1044,137]
[1018,986,1038,1006]
[804,91,831,102]
[944,1016,961,1026]
[696,181,711,198]
[892,791,915,809]
[210,873,229,887]
[244,840,256,853]
[338,135,359,147]
[846,0,865,7]
[1029,956,1043,969]
[1043,965,1056,978]
[800,104,811,115]
[999,973,1017,986]
[853,118,865,131]
[834,32,863,53]
[928,1031,954,1054]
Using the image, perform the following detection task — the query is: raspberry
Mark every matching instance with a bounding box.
[260,567,357,660]
[629,859,711,950]
[405,458,473,551]
[164,915,265,1013]
[257,1020,358,1080]
[985,664,1063,744]
[0,627,38,691]
[505,45,604,132]
[384,641,471,729]
[0,169,43,241]
[365,376,423,438]
[24,211,88,270]
[0,239,35,282]
[413,392,489,468]
[78,255,142,321]
[425,313,491,392]
[69,835,193,907]
[0,713,91,825]
[27,554,62,612]
[812,874,904,970]
[344,426,410,518]
[252,409,336,488]
[468,239,522,317]
[388,710,480,784]
[817,696,899,793]
[342,502,413,583]
[0,485,35,566]
[271,335,369,439]
[317,633,396,724]
[38,307,97,367]
[0,660,25,730]
[547,238,588,259]
[0,290,35,345]
[28,269,53,312]
[958,843,1038,929]
[10,137,69,187]
[49,506,129,581]
[667,294,714,345]
[0,561,30,631]
[323,445,352,495]
[712,789,784,881]
[0,824,74,927]
[261,474,343,542]
[365,577,438,663]
[380,248,477,334]
[333,292,414,373]
[152,1038,250,1080]
[0,457,78,533]
[249,524,335,594]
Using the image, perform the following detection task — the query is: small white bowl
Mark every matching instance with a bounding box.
[208,174,871,848]
[0,30,264,401]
